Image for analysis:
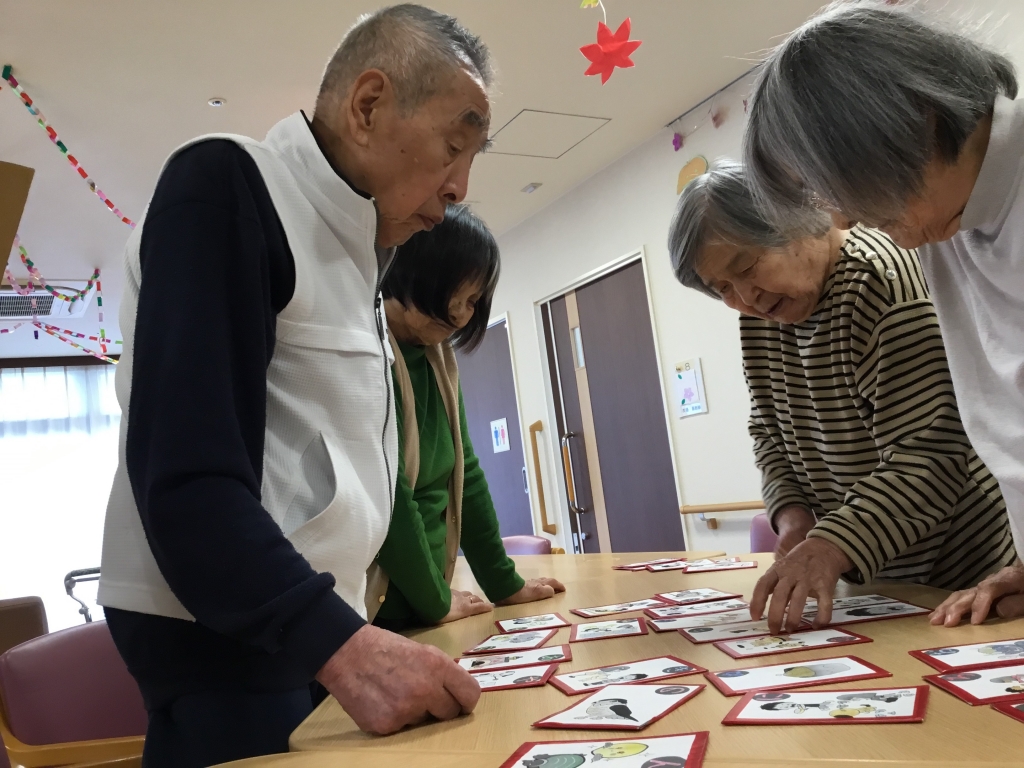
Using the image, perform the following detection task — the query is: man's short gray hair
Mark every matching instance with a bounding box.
[317,4,492,114]
[743,0,1017,232]
[668,160,830,299]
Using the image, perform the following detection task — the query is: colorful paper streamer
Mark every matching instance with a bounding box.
[32,322,119,364]
[10,236,98,305]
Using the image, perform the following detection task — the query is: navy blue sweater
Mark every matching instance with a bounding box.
[106,137,367,710]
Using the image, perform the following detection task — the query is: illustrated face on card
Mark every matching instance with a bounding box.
[647,599,748,618]
[715,629,870,659]
[552,656,704,695]
[912,637,1024,672]
[808,601,928,625]
[572,618,646,643]
[723,687,926,724]
[465,629,556,655]
[534,683,704,731]
[679,618,802,643]
[496,614,570,633]
[457,645,572,672]
[471,664,556,691]
[927,664,1024,705]
[500,732,707,768]
[572,599,668,618]
[657,588,741,605]
[707,655,888,695]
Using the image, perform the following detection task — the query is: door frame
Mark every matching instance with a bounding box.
[531,247,685,551]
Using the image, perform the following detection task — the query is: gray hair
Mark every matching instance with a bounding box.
[668,160,830,299]
[316,4,492,115]
[744,0,1017,232]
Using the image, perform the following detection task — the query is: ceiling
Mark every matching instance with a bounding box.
[0,0,835,356]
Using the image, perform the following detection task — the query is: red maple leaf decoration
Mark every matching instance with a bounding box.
[580,18,642,84]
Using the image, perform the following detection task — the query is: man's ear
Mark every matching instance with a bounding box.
[346,69,393,148]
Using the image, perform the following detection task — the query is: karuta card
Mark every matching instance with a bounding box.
[613,557,681,571]
[550,655,706,696]
[457,645,573,672]
[645,560,689,572]
[471,663,558,692]
[572,599,670,618]
[464,628,557,655]
[705,655,890,696]
[722,685,928,725]
[534,683,705,731]
[570,618,648,643]
[679,618,808,644]
[803,594,898,612]
[910,637,1024,673]
[645,599,749,619]
[713,628,872,659]
[924,664,1024,705]
[684,560,758,573]
[652,608,754,630]
[992,700,1024,724]
[682,558,739,567]
[496,613,571,634]
[806,601,929,626]
[499,732,709,768]
[657,588,742,605]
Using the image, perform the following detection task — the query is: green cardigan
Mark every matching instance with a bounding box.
[374,340,524,627]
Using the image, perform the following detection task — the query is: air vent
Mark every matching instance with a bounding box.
[0,293,55,318]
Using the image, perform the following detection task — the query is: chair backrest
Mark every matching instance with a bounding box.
[0,598,47,657]
[749,512,779,553]
[0,621,147,746]
[502,535,552,555]
[0,732,10,768]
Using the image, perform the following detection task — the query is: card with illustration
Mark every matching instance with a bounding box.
[910,637,1024,673]
[472,663,559,692]
[550,655,706,696]
[722,686,928,725]
[802,594,898,612]
[612,557,682,571]
[678,618,809,644]
[499,732,709,768]
[570,618,648,643]
[534,683,705,731]
[465,629,558,656]
[705,655,890,696]
[992,700,1024,724]
[806,601,929,626]
[645,560,690,572]
[713,628,872,659]
[645,599,748,619]
[656,588,743,606]
[684,560,758,573]
[457,645,573,672]
[572,599,670,619]
[681,558,739,568]
[924,664,1024,705]
[653,608,755,630]
[497,613,572,634]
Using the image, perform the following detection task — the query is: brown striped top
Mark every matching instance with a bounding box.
[741,227,1015,589]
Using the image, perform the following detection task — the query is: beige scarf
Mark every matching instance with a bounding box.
[365,331,465,621]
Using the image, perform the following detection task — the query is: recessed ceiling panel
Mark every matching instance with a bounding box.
[489,109,609,159]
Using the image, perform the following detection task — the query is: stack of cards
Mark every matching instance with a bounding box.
[572,598,670,618]
[471,664,558,691]
[612,557,683,571]
[684,559,757,573]
[496,613,571,634]
[645,598,748,619]
[924,664,1024,706]
[722,686,928,725]
[500,732,709,768]
[551,656,705,695]
[456,645,572,671]
[911,637,1024,672]
[570,618,647,643]
[679,617,808,643]
[534,683,704,731]
[656,588,742,605]
[649,609,756,634]
[465,629,557,655]
[645,560,691,572]
[713,628,872,659]
[705,656,890,696]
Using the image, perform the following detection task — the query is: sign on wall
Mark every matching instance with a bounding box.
[490,418,511,453]
[674,358,708,418]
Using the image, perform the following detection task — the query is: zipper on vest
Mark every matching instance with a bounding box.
[375,284,394,517]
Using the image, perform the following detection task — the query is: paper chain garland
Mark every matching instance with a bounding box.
[1,64,135,228]
[33,322,119,364]
[7,237,98,305]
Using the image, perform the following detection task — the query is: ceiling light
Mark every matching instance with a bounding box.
[521,183,542,194]
[208,98,227,107]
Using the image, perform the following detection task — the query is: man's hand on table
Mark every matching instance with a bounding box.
[440,589,494,624]
[774,504,816,558]
[496,577,567,606]
[316,624,480,735]
[930,561,1024,627]
[750,537,854,634]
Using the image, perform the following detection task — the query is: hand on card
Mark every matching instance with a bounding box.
[316,624,480,735]
[440,589,494,624]
[496,576,567,606]
[750,537,854,634]
[929,561,1024,627]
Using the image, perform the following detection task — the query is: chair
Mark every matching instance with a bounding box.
[502,535,552,555]
[0,621,146,768]
[0,597,47,657]
[749,512,779,553]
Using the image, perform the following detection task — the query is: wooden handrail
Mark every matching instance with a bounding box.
[528,420,557,535]
[680,500,765,515]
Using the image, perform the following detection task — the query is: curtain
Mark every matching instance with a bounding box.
[0,365,120,437]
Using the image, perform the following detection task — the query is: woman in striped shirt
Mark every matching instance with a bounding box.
[668,161,1016,635]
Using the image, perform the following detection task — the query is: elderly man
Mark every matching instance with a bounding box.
[742,1,1024,631]
[97,5,491,765]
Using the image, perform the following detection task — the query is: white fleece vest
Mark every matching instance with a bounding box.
[97,113,397,622]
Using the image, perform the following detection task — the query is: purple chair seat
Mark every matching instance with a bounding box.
[749,512,779,554]
[502,535,552,555]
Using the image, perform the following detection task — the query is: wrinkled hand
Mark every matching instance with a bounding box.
[750,537,853,634]
[439,589,493,624]
[930,562,1024,627]
[316,624,480,735]
[774,505,815,558]
[496,577,567,606]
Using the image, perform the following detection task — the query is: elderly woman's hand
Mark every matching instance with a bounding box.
[750,537,854,634]
[497,577,566,606]
[930,562,1024,627]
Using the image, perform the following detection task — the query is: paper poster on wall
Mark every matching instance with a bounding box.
[491,418,510,453]
[674,358,708,418]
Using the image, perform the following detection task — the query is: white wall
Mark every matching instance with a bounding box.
[497,78,763,557]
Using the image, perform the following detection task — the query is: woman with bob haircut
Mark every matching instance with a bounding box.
[668,160,1014,635]
[742,1,1024,626]
[368,204,565,630]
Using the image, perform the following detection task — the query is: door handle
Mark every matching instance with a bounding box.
[529,421,557,534]
[560,432,586,515]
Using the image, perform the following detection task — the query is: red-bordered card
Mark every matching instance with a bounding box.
[464,628,558,656]
[498,731,710,768]
[570,617,648,643]
[644,599,749,620]
[571,598,672,619]
[992,700,1024,723]
[721,685,928,725]
[806,600,930,626]
[909,637,1024,673]
[923,666,1024,706]
[656,588,743,605]
[678,618,810,644]
[495,613,572,634]
[533,682,705,731]
[456,644,573,672]
[645,560,689,572]
[713,628,873,660]
[471,663,559,692]
[612,557,682,571]
[683,560,758,574]
[550,655,707,696]
[704,655,891,697]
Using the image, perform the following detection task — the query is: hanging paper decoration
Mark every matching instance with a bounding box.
[672,132,684,152]
[580,18,642,84]
[676,155,709,195]
[0,323,24,335]
[9,236,98,305]
[33,322,119,364]
[1,65,135,228]
[711,107,727,128]
[580,0,601,6]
